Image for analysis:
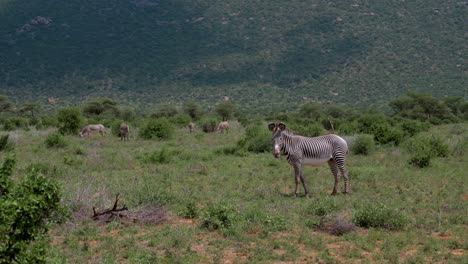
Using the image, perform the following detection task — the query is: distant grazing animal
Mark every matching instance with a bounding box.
[216,121,229,133]
[268,122,350,196]
[188,122,195,133]
[79,124,106,137]
[120,123,130,141]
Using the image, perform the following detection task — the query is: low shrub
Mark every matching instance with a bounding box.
[139,118,174,140]
[353,203,407,230]
[138,148,175,164]
[45,132,68,148]
[0,134,14,152]
[403,133,449,168]
[236,125,271,153]
[308,197,340,217]
[180,201,198,219]
[290,122,323,137]
[351,134,375,155]
[201,202,240,231]
[200,118,218,133]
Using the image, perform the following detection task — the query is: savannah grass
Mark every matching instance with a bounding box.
[1,122,466,263]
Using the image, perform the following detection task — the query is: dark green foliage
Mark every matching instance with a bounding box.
[0,134,14,152]
[183,101,204,121]
[82,97,118,117]
[0,155,16,196]
[40,115,58,128]
[308,197,340,217]
[19,102,41,117]
[390,92,458,124]
[403,133,449,168]
[169,113,191,127]
[57,107,83,135]
[357,114,404,145]
[0,155,62,264]
[1,117,28,131]
[200,118,218,133]
[201,202,240,231]
[299,103,322,120]
[181,201,199,219]
[236,125,271,153]
[336,120,359,135]
[117,107,136,122]
[353,203,407,230]
[151,103,179,119]
[0,96,13,113]
[45,132,68,148]
[290,122,324,137]
[398,118,431,137]
[351,134,375,155]
[138,148,175,164]
[139,118,174,140]
[215,102,235,121]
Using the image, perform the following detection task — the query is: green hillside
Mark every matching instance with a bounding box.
[0,0,466,108]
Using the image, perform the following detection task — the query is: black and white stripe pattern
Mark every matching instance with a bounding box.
[269,122,350,196]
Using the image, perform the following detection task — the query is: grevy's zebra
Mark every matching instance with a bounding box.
[268,122,350,196]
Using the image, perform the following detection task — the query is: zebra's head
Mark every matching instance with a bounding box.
[268,122,286,158]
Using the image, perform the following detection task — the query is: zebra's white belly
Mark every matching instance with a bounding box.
[303,157,331,166]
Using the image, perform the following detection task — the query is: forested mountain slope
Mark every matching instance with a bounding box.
[0,0,466,108]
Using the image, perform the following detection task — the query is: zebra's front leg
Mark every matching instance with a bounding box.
[293,164,302,197]
[328,160,339,195]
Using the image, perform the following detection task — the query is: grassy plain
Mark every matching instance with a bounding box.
[3,122,467,263]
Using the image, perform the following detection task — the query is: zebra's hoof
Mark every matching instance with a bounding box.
[330,191,337,196]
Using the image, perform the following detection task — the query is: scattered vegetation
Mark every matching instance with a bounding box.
[353,203,408,230]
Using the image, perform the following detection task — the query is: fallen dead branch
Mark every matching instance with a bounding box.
[92,193,130,223]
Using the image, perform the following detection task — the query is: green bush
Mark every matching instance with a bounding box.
[45,132,68,148]
[139,118,174,140]
[138,148,175,164]
[403,133,449,168]
[200,118,218,133]
[40,115,58,128]
[0,134,14,152]
[201,202,240,231]
[353,203,407,230]
[308,197,340,217]
[0,155,63,264]
[358,114,404,145]
[290,122,323,137]
[57,107,83,135]
[398,118,431,137]
[181,201,199,219]
[351,134,375,155]
[1,117,28,131]
[236,125,271,153]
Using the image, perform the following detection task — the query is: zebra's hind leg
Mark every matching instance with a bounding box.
[328,160,339,195]
[336,163,350,194]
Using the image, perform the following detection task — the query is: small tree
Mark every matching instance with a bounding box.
[0,95,13,113]
[0,155,62,263]
[183,101,203,121]
[140,118,174,140]
[82,97,118,117]
[19,102,41,117]
[57,107,83,135]
[215,102,235,121]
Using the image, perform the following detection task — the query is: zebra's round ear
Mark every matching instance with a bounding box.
[268,122,276,131]
[278,122,286,131]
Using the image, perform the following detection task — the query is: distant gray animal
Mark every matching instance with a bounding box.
[188,122,195,133]
[269,122,350,196]
[79,124,106,137]
[216,121,229,133]
[120,123,130,141]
